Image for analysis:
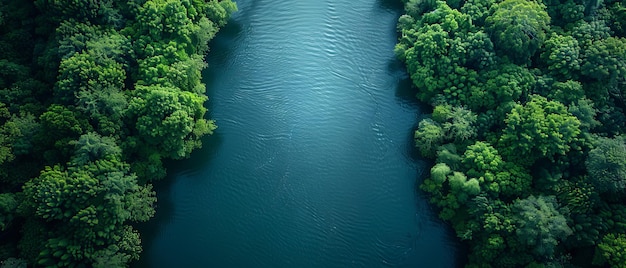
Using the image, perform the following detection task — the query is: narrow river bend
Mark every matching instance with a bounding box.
[136,0,458,267]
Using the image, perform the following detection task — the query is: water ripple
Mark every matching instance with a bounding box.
[138,0,458,267]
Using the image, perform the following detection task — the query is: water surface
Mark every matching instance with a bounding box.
[136,0,458,266]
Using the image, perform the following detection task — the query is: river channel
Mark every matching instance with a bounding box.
[136,0,458,266]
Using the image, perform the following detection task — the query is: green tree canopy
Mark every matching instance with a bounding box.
[485,0,550,64]
[586,135,626,193]
[540,33,582,79]
[513,195,573,258]
[414,118,445,157]
[580,36,626,85]
[0,193,17,231]
[499,95,581,165]
[468,64,534,111]
[22,157,155,266]
[127,85,215,159]
[595,233,626,267]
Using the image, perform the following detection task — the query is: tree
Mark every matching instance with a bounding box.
[56,21,105,60]
[423,163,482,221]
[0,78,47,115]
[544,0,585,27]
[403,24,454,101]
[468,234,510,266]
[204,0,237,28]
[22,157,155,266]
[460,0,495,26]
[0,0,235,266]
[565,212,604,247]
[4,113,40,157]
[607,2,626,37]
[461,141,532,198]
[595,233,626,267]
[404,0,438,18]
[34,0,123,24]
[397,1,481,106]
[69,132,121,166]
[0,103,15,166]
[91,227,142,267]
[0,193,17,231]
[127,85,214,159]
[540,33,581,80]
[462,141,503,179]
[75,86,128,136]
[20,126,156,266]
[547,80,585,105]
[38,104,92,160]
[431,104,478,142]
[586,135,626,193]
[134,0,195,49]
[485,0,550,63]
[571,19,611,47]
[568,98,601,131]
[397,0,626,265]
[513,195,573,258]
[414,118,445,157]
[0,60,29,89]
[0,257,27,268]
[463,31,496,70]
[499,95,581,165]
[449,171,481,201]
[192,17,219,55]
[557,179,597,214]
[436,143,462,170]
[431,162,452,185]
[56,50,126,104]
[441,105,478,142]
[136,50,207,93]
[22,165,98,222]
[580,37,626,85]
[496,163,532,198]
[468,64,534,111]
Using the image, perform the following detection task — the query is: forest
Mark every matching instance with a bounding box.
[0,0,235,267]
[396,0,626,266]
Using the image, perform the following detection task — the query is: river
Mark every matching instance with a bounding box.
[135,0,458,267]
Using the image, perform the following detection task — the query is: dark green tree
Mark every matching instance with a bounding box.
[581,36,626,83]
[595,233,626,267]
[512,195,573,258]
[586,135,626,193]
[468,64,534,111]
[0,193,17,231]
[414,118,445,157]
[485,0,550,63]
[540,33,581,80]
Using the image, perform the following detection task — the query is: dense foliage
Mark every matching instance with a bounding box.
[0,0,235,267]
[396,0,626,266]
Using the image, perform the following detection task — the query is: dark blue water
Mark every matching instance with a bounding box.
[136,0,458,267]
